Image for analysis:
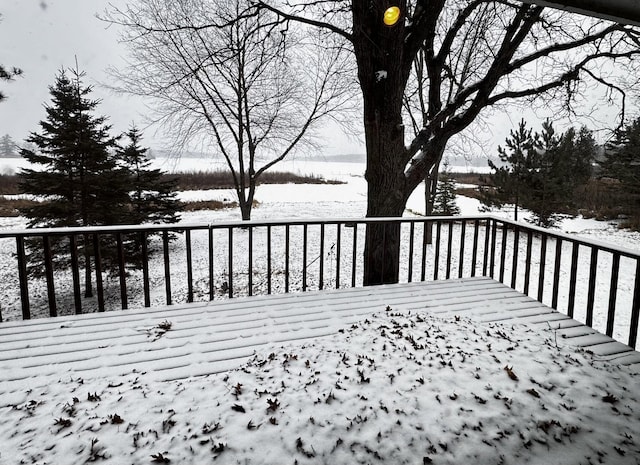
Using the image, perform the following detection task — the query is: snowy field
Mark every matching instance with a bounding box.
[1,157,640,464]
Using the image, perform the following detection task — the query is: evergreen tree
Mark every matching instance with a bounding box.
[115,126,181,227]
[483,119,538,221]
[483,120,595,227]
[0,134,17,157]
[603,117,640,195]
[18,68,128,296]
[432,160,460,216]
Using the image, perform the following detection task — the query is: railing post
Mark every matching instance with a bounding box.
[186,229,194,302]
[552,237,562,310]
[408,222,415,283]
[116,232,128,310]
[510,225,520,289]
[208,228,215,301]
[336,223,341,289]
[499,221,508,284]
[319,224,325,290]
[139,232,149,308]
[433,221,441,280]
[567,242,579,318]
[16,236,30,320]
[586,248,598,327]
[267,226,272,295]
[489,219,497,279]
[628,260,640,349]
[163,230,173,304]
[94,233,105,312]
[43,235,57,317]
[458,220,466,279]
[471,219,479,278]
[351,223,358,288]
[248,227,253,297]
[69,235,82,315]
[537,233,547,303]
[606,253,620,337]
[523,230,533,295]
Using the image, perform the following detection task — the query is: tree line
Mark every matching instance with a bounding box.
[478,118,640,228]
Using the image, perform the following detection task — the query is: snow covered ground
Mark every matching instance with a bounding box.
[2,309,638,464]
[1,157,640,464]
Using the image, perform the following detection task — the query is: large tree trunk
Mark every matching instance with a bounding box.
[353,0,411,286]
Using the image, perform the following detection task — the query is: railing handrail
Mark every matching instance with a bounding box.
[2,214,638,259]
[492,216,640,260]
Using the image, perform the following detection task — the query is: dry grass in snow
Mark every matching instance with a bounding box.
[2,309,639,465]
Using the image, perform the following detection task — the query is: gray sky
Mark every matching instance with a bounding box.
[0,0,365,155]
[0,1,626,159]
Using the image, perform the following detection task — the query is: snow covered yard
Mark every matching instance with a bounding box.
[2,308,638,464]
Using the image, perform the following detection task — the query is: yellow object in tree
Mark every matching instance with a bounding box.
[383,6,401,26]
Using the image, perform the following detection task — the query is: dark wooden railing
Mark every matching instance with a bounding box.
[0,215,638,347]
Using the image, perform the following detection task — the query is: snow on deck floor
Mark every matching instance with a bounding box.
[1,277,639,408]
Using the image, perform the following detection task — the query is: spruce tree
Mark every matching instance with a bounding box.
[0,134,16,158]
[18,68,128,296]
[432,160,460,216]
[115,126,181,226]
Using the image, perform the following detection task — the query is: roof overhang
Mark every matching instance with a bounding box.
[520,0,640,27]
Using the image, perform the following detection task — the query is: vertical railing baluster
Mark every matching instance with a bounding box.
[285,225,290,293]
[408,222,415,283]
[499,222,508,284]
[93,233,106,312]
[524,231,533,295]
[446,220,453,280]
[606,253,620,337]
[43,235,57,317]
[208,228,214,301]
[510,225,519,289]
[585,247,598,327]
[163,230,172,305]
[70,234,82,314]
[483,219,491,277]
[139,232,149,308]
[434,221,441,280]
[228,228,233,299]
[458,220,466,279]
[628,260,640,349]
[471,219,479,278]
[248,227,253,297]
[351,223,358,288]
[567,242,579,318]
[16,236,30,320]
[303,224,308,291]
[552,238,562,310]
[336,223,341,289]
[116,232,128,310]
[186,230,194,303]
[489,220,497,279]
[380,222,388,284]
[267,226,272,295]
[537,233,547,303]
[421,221,428,282]
[302,223,309,291]
[319,224,325,290]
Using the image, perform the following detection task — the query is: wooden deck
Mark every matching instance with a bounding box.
[1,277,639,406]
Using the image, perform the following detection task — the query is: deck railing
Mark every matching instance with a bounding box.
[0,215,638,347]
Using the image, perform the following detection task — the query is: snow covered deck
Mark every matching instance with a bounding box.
[2,276,639,407]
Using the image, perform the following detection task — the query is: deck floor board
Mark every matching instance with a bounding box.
[1,276,637,406]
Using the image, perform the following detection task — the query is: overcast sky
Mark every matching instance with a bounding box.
[0,1,628,159]
[0,0,365,155]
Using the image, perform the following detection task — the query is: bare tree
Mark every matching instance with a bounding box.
[104,0,355,220]
[253,0,640,284]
